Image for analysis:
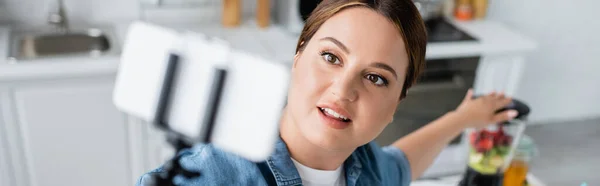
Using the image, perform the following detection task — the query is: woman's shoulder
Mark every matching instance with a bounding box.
[136,143,266,186]
[353,141,389,161]
[353,142,412,186]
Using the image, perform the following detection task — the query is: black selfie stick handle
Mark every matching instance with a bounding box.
[200,68,228,143]
[149,53,228,186]
[150,53,200,186]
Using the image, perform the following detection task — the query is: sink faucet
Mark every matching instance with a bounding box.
[47,0,69,33]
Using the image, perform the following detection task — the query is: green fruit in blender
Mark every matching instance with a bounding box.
[497,146,509,156]
[490,156,504,167]
[469,153,484,164]
[488,148,497,157]
[469,162,498,175]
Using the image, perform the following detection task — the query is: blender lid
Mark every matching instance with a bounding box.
[498,99,530,120]
[472,95,531,123]
[499,99,531,125]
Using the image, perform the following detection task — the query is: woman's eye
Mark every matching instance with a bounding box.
[320,52,340,65]
[365,74,388,86]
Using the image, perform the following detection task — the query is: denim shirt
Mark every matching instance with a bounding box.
[137,137,412,186]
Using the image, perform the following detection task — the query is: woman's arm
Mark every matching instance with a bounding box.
[392,89,518,180]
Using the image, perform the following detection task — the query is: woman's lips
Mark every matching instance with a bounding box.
[317,107,351,129]
[316,103,352,120]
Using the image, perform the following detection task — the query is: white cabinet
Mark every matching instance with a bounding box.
[0,77,150,186]
[0,94,13,186]
[0,89,28,186]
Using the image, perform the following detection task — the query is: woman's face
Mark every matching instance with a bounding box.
[287,7,409,150]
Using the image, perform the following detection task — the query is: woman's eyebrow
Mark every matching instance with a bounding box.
[320,37,397,79]
[370,62,398,79]
[320,37,350,54]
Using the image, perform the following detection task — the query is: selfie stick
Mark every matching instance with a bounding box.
[149,53,228,186]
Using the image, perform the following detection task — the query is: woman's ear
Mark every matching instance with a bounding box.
[293,52,300,69]
[293,41,305,69]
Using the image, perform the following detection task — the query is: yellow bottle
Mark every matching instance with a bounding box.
[503,135,536,186]
[503,160,528,186]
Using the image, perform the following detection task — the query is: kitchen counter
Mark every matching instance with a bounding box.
[0,18,536,82]
[411,173,546,186]
[426,18,537,59]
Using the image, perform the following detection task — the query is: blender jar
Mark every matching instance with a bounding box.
[459,98,530,186]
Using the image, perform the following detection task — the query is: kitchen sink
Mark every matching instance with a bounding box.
[8,27,119,61]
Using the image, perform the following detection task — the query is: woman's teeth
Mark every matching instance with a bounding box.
[320,107,350,121]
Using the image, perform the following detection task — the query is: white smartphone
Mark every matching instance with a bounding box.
[113,22,290,162]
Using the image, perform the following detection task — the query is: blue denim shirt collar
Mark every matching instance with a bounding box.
[265,137,302,185]
[344,151,363,186]
[266,137,363,186]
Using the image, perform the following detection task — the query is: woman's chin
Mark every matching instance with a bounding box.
[303,123,356,150]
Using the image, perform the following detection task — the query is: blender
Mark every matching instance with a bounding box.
[459,98,531,186]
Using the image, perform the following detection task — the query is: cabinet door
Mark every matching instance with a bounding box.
[11,80,131,186]
[0,139,10,186]
[0,91,13,186]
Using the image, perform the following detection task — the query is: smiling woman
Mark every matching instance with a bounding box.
[283,0,425,170]
[137,0,518,186]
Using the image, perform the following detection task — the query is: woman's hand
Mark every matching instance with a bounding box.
[454,89,518,129]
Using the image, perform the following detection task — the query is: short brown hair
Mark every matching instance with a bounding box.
[295,0,427,99]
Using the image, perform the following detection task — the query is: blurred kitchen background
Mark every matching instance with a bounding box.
[0,0,598,186]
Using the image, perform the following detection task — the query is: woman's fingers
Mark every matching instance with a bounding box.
[462,88,474,103]
[501,96,512,107]
[484,91,512,110]
[492,109,518,123]
[496,92,505,100]
[489,91,497,98]
[494,95,513,110]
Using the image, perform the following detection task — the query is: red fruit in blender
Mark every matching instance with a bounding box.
[493,137,501,146]
[481,130,492,138]
[503,136,513,146]
[497,124,505,135]
[494,134,504,144]
[477,139,494,150]
[476,147,486,153]
[470,132,478,145]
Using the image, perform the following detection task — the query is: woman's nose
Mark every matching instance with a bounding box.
[330,73,358,102]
